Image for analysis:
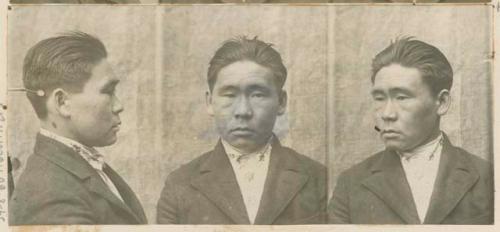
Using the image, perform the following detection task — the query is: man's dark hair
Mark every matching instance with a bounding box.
[207,36,287,92]
[371,37,453,96]
[22,31,108,119]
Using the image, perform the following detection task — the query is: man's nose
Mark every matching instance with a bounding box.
[112,95,124,114]
[233,96,253,119]
[380,100,397,121]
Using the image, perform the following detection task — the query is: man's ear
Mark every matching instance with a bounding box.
[436,89,451,116]
[51,88,71,118]
[206,90,214,116]
[278,90,287,115]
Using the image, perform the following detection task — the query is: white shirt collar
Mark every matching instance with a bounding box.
[40,128,86,150]
[398,132,444,223]
[39,128,105,170]
[220,136,273,224]
[221,136,273,163]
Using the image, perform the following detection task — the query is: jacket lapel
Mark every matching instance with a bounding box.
[190,141,250,224]
[35,133,94,180]
[35,133,144,224]
[254,139,309,225]
[423,135,479,224]
[361,150,421,224]
[84,173,143,224]
[104,165,148,224]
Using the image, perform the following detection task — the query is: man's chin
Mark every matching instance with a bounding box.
[229,140,255,149]
[227,138,266,153]
[383,141,406,152]
[91,137,118,147]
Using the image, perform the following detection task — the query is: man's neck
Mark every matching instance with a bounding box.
[222,136,273,156]
[413,128,441,149]
[39,120,85,147]
[399,131,443,159]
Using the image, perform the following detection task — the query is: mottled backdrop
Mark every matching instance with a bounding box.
[329,5,493,192]
[7,4,492,222]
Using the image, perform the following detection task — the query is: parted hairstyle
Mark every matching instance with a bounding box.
[207,36,287,92]
[371,37,453,96]
[22,31,108,119]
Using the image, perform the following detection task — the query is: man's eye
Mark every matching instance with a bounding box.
[396,95,409,100]
[222,93,236,98]
[251,93,265,98]
[373,96,385,101]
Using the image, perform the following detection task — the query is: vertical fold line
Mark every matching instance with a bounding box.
[154,5,164,154]
[326,4,336,201]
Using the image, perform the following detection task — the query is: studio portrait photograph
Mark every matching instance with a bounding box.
[3,1,496,230]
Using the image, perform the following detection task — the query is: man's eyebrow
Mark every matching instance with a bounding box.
[371,87,413,96]
[248,84,271,92]
[371,89,385,96]
[388,87,413,95]
[216,85,238,92]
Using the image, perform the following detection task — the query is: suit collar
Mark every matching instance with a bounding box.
[362,133,480,224]
[254,138,309,224]
[34,133,95,180]
[362,148,421,224]
[191,137,309,224]
[103,166,148,223]
[423,134,479,224]
[191,140,250,224]
[34,133,146,224]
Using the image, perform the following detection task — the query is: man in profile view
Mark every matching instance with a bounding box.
[328,38,493,224]
[157,36,327,224]
[10,32,147,225]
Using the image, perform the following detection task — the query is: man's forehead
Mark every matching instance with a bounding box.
[92,60,120,82]
[372,64,424,88]
[215,61,275,88]
[219,60,271,75]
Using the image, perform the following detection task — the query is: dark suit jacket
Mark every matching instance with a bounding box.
[10,133,147,225]
[328,134,494,224]
[157,138,327,224]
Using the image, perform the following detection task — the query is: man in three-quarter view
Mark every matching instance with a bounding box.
[9,32,147,225]
[157,37,327,224]
[328,38,493,224]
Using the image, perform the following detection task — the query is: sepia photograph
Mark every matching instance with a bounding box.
[2,1,497,231]
[7,4,329,225]
[327,5,493,224]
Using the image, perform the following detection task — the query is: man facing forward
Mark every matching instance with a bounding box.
[157,37,327,224]
[328,38,493,224]
[10,32,147,225]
